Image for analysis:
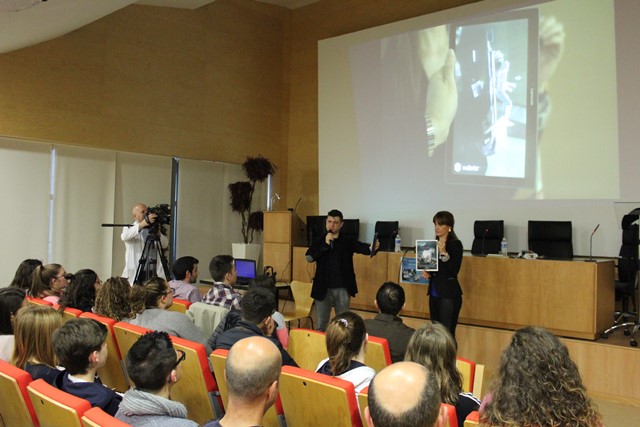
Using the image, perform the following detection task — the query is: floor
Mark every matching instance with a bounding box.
[596,398,640,427]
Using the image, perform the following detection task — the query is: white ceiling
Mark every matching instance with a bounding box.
[0,0,320,54]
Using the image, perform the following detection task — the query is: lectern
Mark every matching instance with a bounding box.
[263,211,305,282]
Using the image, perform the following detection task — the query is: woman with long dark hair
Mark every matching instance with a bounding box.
[421,211,463,343]
[0,287,28,362]
[57,269,102,313]
[9,259,43,291]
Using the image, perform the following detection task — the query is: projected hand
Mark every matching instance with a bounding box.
[425,49,458,155]
[539,16,565,93]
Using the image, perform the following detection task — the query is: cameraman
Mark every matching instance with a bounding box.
[121,203,168,282]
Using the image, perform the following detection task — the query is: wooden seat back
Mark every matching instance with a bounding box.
[81,407,132,427]
[287,328,328,371]
[210,349,282,427]
[27,378,91,427]
[167,298,192,314]
[364,336,392,372]
[0,359,39,426]
[280,365,362,427]
[283,281,315,329]
[169,335,222,425]
[464,410,480,427]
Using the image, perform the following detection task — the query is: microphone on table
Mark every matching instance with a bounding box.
[586,224,600,262]
[481,227,490,256]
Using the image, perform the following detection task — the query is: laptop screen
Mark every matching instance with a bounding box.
[235,258,257,282]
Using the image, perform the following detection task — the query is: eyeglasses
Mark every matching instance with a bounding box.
[174,350,186,368]
[163,288,175,296]
[55,273,70,280]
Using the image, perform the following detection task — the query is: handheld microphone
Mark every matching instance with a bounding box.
[586,224,600,262]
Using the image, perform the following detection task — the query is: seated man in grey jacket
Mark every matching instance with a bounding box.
[115,331,198,426]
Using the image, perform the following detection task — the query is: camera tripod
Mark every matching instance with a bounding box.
[133,230,170,285]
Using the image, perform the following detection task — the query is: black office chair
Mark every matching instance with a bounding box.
[471,220,504,255]
[602,212,639,345]
[341,219,360,240]
[527,220,574,259]
[374,221,399,252]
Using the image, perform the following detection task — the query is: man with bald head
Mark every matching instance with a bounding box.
[365,361,446,427]
[121,203,168,282]
[205,336,282,427]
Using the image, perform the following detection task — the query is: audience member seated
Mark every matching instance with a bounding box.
[202,255,242,310]
[364,282,415,363]
[115,331,198,426]
[9,258,43,291]
[31,263,70,305]
[204,336,281,427]
[126,277,212,353]
[405,323,480,427]
[480,326,602,427]
[0,287,29,361]
[208,308,241,351]
[169,256,203,303]
[215,287,297,366]
[52,318,122,415]
[57,269,102,313]
[250,275,288,348]
[12,305,62,384]
[365,361,446,427]
[93,277,134,322]
[316,311,375,394]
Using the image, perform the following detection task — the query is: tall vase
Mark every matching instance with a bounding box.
[232,243,262,264]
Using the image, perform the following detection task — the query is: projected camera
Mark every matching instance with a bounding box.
[145,203,171,232]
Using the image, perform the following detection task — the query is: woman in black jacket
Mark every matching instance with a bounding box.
[422,211,463,344]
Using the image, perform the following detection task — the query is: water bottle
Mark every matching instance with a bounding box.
[501,237,508,256]
[394,232,402,252]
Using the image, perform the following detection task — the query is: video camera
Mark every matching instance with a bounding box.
[145,203,171,234]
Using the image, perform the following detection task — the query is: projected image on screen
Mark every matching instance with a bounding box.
[447,10,538,187]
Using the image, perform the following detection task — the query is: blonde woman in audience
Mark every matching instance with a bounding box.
[31,263,70,304]
[0,287,29,361]
[12,305,62,384]
[405,322,480,427]
[94,277,134,322]
[126,277,212,353]
[316,311,375,393]
[480,326,602,427]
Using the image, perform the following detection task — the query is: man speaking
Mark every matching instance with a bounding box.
[306,209,377,331]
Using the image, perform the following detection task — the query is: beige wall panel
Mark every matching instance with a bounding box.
[0,0,289,191]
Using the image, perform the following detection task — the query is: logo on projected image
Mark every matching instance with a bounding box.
[453,162,481,173]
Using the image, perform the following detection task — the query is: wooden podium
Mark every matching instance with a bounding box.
[263,211,306,282]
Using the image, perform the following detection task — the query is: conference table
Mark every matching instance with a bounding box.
[292,247,615,340]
